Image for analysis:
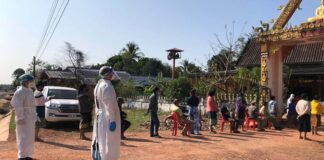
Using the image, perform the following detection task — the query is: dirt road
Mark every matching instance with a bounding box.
[0,126,323,160]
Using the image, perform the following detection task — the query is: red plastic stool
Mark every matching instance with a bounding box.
[245,113,257,131]
[220,114,232,133]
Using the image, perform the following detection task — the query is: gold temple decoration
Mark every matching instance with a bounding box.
[272,0,302,30]
[255,0,324,103]
[308,0,324,22]
[260,53,268,86]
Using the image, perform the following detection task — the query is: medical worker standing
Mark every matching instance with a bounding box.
[11,74,37,160]
[92,66,121,160]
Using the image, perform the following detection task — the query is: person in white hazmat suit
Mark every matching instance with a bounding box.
[11,74,37,160]
[92,66,121,160]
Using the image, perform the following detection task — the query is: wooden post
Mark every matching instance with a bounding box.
[33,56,36,78]
[172,58,175,80]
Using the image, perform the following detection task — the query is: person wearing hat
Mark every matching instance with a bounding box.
[92,66,121,160]
[11,74,37,160]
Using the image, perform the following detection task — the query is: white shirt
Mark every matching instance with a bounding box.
[34,90,47,106]
[296,99,311,116]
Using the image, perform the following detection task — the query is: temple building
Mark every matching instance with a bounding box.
[238,39,324,100]
[247,0,324,106]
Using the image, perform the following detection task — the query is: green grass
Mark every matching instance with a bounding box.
[124,108,170,132]
[9,111,16,130]
[9,109,170,132]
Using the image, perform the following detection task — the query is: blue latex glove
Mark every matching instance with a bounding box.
[109,121,117,132]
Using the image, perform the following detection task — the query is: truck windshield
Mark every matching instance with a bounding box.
[48,89,77,99]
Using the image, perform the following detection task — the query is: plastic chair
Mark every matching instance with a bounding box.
[220,114,233,133]
[260,115,272,129]
[245,112,256,131]
[171,112,190,136]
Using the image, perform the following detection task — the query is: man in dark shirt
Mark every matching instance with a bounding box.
[147,87,161,138]
[187,89,201,135]
[117,97,131,140]
[78,84,93,140]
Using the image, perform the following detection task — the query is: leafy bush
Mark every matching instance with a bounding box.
[164,77,192,101]
[115,80,139,97]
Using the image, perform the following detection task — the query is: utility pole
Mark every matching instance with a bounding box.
[33,56,36,78]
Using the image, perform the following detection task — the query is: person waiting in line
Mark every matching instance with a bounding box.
[268,96,279,121]
[187,89,201,135]
[247,100,267,131]
[206,89,218,134]
[165,99,192,136]
[296,94,311,140]
[310,96,323,136]
[286,94,295,114]
[220,100,234,132]
[11,74,37,160]
[117,97,131,140]
[78,84,93,140]
[34,82,54,142]
[287,97,298,128]
[233,95,246,133]
[259,101,282,130]
[146,87,161,138]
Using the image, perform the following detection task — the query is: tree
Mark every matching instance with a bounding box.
[164,77,192,101]
[138,57,164,76]
[203,23,247,98]
[64,42,86,68]
[236,67,261,94]
[26,59,62,79]
[63,42,87,86]
[12,68,25,87]
[120,42,144,61]
[114,80,139,97]
[179,59,202,75]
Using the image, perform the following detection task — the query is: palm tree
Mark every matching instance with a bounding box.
[180,60,190,75]
[120,42,144,61]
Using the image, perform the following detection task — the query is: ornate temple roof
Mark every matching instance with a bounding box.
[237,39,324,67]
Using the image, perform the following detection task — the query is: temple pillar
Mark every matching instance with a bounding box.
[267,49,284,110]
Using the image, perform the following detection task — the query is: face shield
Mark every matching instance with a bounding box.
[99,66,120,81]
[101,71,120,81]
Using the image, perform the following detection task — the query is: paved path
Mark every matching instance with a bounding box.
[0,112,11,142]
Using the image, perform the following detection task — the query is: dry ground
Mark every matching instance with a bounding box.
[0,125,323,160]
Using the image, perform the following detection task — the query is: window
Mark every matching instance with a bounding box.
[48,89,77,100]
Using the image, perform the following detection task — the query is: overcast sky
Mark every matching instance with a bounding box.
[0,0,319,84]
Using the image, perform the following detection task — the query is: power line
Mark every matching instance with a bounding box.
[35,0,59,58]
[38,0,70,60]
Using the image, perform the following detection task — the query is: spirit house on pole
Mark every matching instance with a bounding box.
[167,48,183,80]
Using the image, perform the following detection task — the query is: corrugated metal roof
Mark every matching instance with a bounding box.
[45,71,75,79]
[237,39,261,67]
[44,69,132,85]
[237,39,324,66]
[284,42,324,64]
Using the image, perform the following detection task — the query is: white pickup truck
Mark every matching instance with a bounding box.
[43,86,80,126]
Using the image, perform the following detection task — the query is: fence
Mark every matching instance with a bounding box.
[124,93,259,114]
